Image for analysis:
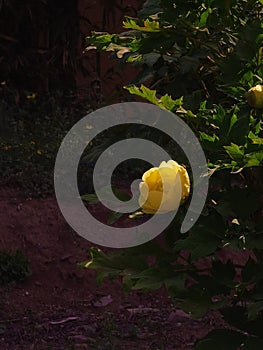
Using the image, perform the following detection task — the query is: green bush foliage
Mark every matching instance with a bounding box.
[84,1,263,348]
[0,250,31,286]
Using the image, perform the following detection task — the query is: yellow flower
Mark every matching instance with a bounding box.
[247,85,263,109]
[3,145,11,151]
[26,93,37,100]
[1,81,7,86]
[85,125,93,130]
[36,149,42,155]
[139,160,190,214]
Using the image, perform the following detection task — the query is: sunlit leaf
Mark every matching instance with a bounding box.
[123,18,160,32]
[224,143,244,161]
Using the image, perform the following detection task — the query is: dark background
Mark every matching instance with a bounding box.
[0,0,143,106]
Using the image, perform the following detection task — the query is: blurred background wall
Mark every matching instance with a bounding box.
[0,0,143,106]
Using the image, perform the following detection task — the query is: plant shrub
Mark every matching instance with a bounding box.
[83,1,263,348]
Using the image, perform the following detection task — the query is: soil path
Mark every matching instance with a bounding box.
[0,188,224,349]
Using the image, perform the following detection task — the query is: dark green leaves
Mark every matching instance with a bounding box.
[0,250,31,286]
[247,301,263,321]
[175,211,225,260]
[220,306,263,338]
[212,260,236,288]
[123,18,161,32]
[82,2,263,348]
[224,143,244,161]
[179,287,212,318]
[138,0,162,19]
[175,231,222,261]
[124,84,184,111]
[195,329,246,350]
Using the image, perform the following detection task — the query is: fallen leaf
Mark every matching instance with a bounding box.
[93,294,113,307]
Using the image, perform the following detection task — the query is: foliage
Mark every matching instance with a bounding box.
[83,0,263,348]
[87,0,263,109]
[0,250,31,286]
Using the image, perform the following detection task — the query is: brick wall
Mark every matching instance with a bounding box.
[77,0,143,106]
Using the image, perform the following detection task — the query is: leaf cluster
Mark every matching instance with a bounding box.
[0,250,31,286]
[83,1,263,347]
[87,0,263,108]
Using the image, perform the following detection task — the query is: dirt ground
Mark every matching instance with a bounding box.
[0,187,227,350]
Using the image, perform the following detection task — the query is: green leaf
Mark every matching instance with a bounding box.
[200,132,220,150]
[244,152,263,167]
[122,274,135,291]
[112,188,132,202]
[141,52,161,66]
[86,33,119,51]
[221,306,263,338]
[140,84,158,103]
[224,143,244,161]
[186,109,196,118]
[175,231,222,261]
[175,211,225,260]
[138,0,162,19]
[214,200,232,218]
[197,7,212,28]
[212,260,236,288]
[248,132,263,145]
[200,132,220,151]
[124,84,159,105]
[246,234,263,250]
[159,93,176,110]
[131,268,164,291]
[82,186,131,209]
[81,193,100,204]
[165,273,187,296]
[247,301,263,320]
[242,337,263,350]
[200,132,219,143]
[82,247,148,281]
[107,211,124,225]
[216,187,260,220]
[195,329,245,350]
[180,287,212,318]
[242,257,258,284]
[123,18,160,32]
[228,111,250,145]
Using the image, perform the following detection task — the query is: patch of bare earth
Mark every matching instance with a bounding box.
[0,187,226,349]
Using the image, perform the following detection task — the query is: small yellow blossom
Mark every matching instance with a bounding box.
[3,145,11,151]
[1,81,7,86]
[26,93,37,100]
[85,125,93,130]
[36,149,42,155]
[247,85,263,109]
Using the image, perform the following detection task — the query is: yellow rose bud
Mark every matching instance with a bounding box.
[247,85,263,109]
[139,160,190,214]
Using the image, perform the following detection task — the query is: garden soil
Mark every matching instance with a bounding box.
[0,187,233,350]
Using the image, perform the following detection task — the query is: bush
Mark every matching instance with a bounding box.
[83,0,263,348]
[0,250,31,286]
